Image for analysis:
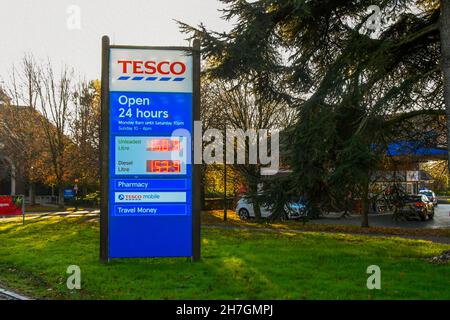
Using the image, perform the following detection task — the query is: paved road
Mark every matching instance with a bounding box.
[312,204,450,229]
[0,209,99,222]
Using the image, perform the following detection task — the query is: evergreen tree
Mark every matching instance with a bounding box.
[180,0,447,226]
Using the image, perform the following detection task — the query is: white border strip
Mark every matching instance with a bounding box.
[0,288,31,300]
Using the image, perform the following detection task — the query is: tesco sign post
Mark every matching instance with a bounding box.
[100,36,201,261]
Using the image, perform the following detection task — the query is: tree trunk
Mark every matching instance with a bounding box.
[248,180,262,222]
[441,0,450,173]
[200,180,206,210]
[58,185,64,209]
[200,165,206,210]
[361,180,370,228]
[224,163,228,221]
[29,182,36,205]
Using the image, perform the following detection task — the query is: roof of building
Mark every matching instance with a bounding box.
[387,141,446,157]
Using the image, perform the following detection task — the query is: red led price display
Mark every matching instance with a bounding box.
[146,160,181,173]
[147,139,181,152]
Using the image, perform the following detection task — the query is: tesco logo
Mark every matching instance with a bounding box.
[117,60,186,76]
[124,194,143,200]
[110,49,193,87]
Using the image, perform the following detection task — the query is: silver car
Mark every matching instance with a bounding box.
[236,197,307,220]
[419,189,437,207]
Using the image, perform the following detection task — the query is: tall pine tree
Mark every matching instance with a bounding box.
[181,0,447,226]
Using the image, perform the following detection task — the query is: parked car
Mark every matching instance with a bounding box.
[398,194,435,221]
[419,189,437,206]
[283,200,308,220]
[236,196,307,220]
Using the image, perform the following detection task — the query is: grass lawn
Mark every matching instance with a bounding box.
[0,216,449,299]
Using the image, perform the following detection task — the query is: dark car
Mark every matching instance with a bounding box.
[398,194,435,221]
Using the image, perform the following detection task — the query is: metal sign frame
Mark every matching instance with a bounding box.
[100,36,201,262]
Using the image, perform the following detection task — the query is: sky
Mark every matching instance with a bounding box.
[0,0,231,83]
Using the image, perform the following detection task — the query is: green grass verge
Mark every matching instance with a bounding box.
[0,216,449,299]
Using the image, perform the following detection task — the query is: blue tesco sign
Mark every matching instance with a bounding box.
[64,189,75,199]
[100,42,200,260]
